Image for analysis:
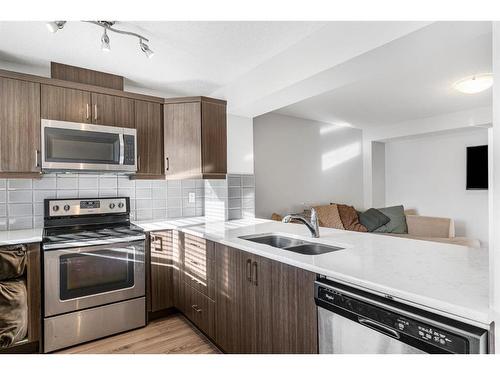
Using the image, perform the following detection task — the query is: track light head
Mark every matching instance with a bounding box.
[46,21,66,33]
[140,39,154,58]
[101,28,111,52]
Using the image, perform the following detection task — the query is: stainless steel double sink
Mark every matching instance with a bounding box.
[238,233,344,255]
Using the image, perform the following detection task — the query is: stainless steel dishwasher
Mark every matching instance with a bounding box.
[315,279,489,354]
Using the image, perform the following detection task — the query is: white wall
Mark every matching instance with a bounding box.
[385,128,489,246]
[227,114,254,174]
[253,113,363,219]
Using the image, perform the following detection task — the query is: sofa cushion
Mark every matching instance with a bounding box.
[358,208,390,232]
[0,245,27,282]
[313,204,345,230]
[373,205,408,234]
[405,215,455,238]
[337,204,367,232]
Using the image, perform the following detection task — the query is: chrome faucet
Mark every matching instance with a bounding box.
[282,207,320,238]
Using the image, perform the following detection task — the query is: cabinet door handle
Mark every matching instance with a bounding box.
[192,304,202,313]
[166,157,170,171]
[252,261,258,286]
[34,149,40,168]
[86,103,90,120]
[246,259,252,283]
[94,104,98,121]
[138,155,141,171]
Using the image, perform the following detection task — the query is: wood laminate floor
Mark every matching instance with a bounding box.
[57,313,220,354]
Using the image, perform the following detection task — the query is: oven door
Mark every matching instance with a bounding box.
[41,119,136,173]
[44,240,145,317]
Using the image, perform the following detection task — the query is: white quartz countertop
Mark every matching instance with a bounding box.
[0,228,43,246]
[135,218,491,327]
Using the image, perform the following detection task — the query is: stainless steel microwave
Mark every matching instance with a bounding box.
[41,119,137,173]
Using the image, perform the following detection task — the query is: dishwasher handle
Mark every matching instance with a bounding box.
[358,318,400,340]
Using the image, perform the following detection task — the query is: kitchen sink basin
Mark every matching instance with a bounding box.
[238,234,304,248]
[238,233,344,255]
[282,243,343,255]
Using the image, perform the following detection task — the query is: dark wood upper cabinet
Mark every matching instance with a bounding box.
[201,101,227,175]
[91,92,135,128]
[164,97,227,180]
[41,84,91,123]
[51,62,124,91]
[0,77,41,176]
[134,100,164,178]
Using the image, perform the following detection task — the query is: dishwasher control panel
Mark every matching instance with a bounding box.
[316,285,469,353]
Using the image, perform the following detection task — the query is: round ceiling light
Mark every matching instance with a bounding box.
[453,74,493,94]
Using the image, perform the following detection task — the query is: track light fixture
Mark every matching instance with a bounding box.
[46,21,66,33]
[139,39,154,59]
[101,28,111,52]
[46,21,154,58]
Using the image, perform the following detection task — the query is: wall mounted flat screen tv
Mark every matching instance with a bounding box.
[466,145,488,190]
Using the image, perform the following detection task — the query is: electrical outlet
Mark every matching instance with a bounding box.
[188,192,196,204]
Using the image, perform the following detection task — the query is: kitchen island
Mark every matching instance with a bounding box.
[134,217,491,329]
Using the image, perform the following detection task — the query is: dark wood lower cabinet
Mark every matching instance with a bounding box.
[240,253,272,354]
[149,234,318,354]
[214,244,244,353]
[148,231,175,313]
[271,262,318,353]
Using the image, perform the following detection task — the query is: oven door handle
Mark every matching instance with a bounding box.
[119,133,125,165]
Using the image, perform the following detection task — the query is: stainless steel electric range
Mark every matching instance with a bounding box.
[42,197,146,353]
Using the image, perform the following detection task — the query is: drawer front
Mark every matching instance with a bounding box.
[184,234,214,260]
[186,283,215,339]
[184,234,215,299]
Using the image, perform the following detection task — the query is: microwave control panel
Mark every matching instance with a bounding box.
[123,135,136,166]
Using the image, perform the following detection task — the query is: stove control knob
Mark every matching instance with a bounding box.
[53,205,59,212]
[118,202,124,208]
[64,205,70,211]
[109,203,116,209]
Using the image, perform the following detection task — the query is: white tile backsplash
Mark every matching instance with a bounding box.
[8,190,33,203]
[136,188,152,199]
[8,179,32,190]
[98,176,118,189]
[57,190,78,198]
[33,176,56,190]
[56,176,78,190]
[8,217,33,230]
[78,176,98,190]
[8,203,32,217]
[135,180,152,189]
[0,174,255,230]
[34,190,56,203]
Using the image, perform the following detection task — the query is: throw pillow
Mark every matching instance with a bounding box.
[337,204,367,232]
[373,205,408,234]
[271,213,283,222]
[313,204,345,230]
[358,208,390,232]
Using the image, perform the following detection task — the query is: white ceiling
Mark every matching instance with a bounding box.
[276,22,492,128]
[0,21,490,128]
[0,21,325,96]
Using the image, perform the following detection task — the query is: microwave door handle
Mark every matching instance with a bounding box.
[119,134,124,165]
